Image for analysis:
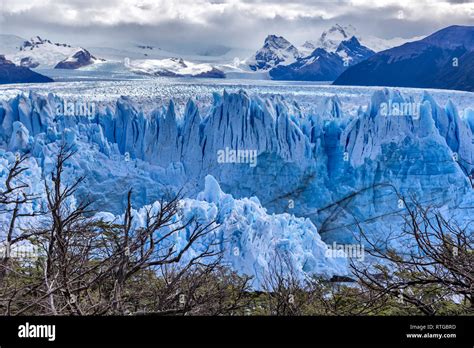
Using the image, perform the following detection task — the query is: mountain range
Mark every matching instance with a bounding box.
[247,24,377,81]
[1,25,473,91]
[127,57,225,78]
[300,24,424,55]
[1,36,103,69]
[269,37,374,81]
[0,35,227,79]
[334,25,474,92]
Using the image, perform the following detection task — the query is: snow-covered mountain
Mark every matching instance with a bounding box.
[127,57,225,78]
[301,24,358,55]
[55,48,104,69]
[248,25,377,80]
[1,36,104,69]
[336,36,375,65]
[270,48,347,81]
[247,35,301,71]
[301,24,425,54]
[334,25,474,92]
[270,37,374,81]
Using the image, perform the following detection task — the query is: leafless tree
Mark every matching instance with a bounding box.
[351,197,474,315]
[1,144,251,316]
[99,187,226,315]
[129,261,253,316]
[260,251,324,315]
[0,152,45,310]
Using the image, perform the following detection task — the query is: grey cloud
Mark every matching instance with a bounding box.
[1,0,473,54]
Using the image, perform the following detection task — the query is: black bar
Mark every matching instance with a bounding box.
[0,316,472,346]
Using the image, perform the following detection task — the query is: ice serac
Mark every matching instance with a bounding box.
[180,99,204,172]
[8,121,30,151]
[113,174,348,287]
[199,90,311,163]
[341,89,474,173]
[94,90,312,175]
[329,89,473,244]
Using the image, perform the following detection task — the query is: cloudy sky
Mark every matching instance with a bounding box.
[0,0,473,54]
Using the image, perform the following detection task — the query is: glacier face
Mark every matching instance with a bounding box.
[1,86,473,283]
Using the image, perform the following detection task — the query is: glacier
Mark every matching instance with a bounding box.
[1,86,474,284]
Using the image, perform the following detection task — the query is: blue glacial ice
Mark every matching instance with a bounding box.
[1,87,473,283]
